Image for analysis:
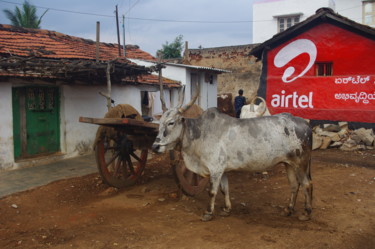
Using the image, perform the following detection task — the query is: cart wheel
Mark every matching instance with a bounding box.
[172,152,209,197]
[170,105,208,196]
[95,135,147,188]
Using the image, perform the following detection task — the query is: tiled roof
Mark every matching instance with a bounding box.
[0,24,181,87]
[0,24,156,61]
[129,74,181,88]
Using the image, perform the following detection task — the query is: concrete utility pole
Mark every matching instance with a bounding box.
[115,5,121,57]
[96,21,100,62]
[122,14,126,57]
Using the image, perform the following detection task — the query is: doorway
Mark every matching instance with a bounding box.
[12,86,60,159]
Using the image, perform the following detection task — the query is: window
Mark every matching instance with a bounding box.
[363,1,375,27]
[315,62,333,76]
[278,15,300,32]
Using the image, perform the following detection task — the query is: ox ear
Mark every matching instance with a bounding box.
[177,85,186,108]
[178,83,199,113]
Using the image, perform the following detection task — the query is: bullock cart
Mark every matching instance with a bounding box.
[79,104,208,196]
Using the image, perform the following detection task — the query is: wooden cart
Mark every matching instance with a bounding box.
[79,105,208,196]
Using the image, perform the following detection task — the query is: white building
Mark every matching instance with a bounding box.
[252,0,372,43]
[0,25,177,170]
[130,59,228,115]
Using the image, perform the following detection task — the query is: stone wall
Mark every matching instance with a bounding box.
[185,44,262,104]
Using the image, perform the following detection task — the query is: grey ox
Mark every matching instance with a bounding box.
[152,92,313,222]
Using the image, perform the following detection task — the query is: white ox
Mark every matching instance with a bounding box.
[152,92,313,222]
[240,96,271,118]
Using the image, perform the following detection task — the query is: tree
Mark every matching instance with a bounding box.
[3,1,48,29]
[156,35,184,59]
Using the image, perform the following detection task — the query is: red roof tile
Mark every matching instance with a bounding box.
[0,25,181,87]
[127,74,181,88]
[0,24,156,61]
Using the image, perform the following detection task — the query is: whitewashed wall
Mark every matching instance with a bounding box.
[0,82,159,170]
[129,58,218,110]
[0,83,15,170]
[130,59,189,106]
[62,84,165,155]
[206,75,218,109]
[162,66,188,86]
[61,85,110,156]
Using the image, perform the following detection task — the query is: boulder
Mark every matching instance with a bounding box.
[337,127,349,138]
[353,128,374,146]
[312,134,323,150]
[338,122,348,129]
[340,138,357,151]
[317,131,341,142]
[350,134,363,144]
[323,124,341,132]
[320,136,332,150]
[311,122,374,151]
[329,141,343,148]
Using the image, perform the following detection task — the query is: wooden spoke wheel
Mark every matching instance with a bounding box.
[95,134,147,188]
[170,105,208,196]
[172,152,209,196]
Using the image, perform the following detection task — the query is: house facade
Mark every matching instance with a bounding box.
[252,0,371,43]
[0,25,180,170]
[250,8,375,127]
[185,44,261,98]
[129,59,228,114]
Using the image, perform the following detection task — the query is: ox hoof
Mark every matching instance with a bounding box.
[280,207,293,217]
[219,208,231,217]
[201,213,214,222]
[298,214,311,221]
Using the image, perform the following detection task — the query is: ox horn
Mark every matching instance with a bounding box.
[177,85,186,108]
[178,83,199,113]
[255,96,267,117]
[250,97,256,112]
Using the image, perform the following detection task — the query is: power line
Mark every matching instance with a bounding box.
[126,17,253,23]
[0,0,366,24]
[125,0,141,15]
[338,4,362,12]
[0,0,113,17]
[0,0,253,23]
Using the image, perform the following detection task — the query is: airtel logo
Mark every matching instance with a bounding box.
[273,39,317,83]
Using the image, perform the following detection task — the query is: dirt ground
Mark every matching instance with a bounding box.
[1,149,374,249]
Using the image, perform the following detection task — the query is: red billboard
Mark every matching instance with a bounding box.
[265,23,375,123]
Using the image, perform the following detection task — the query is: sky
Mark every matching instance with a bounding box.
[0,0,255,56]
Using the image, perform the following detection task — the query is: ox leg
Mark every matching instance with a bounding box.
[219,173,231,216]
[298,166,313,221]
[282,163,300,217]
[201,173,222,222]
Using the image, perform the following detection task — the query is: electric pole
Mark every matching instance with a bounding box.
[122,14,126,57]
[115,5,121,57]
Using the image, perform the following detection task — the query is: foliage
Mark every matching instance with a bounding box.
[156,35,184,59]
[3,1,48,29]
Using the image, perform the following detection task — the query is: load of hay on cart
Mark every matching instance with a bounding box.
[79,104,208,196]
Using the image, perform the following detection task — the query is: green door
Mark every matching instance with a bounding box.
[13,87,60,158]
